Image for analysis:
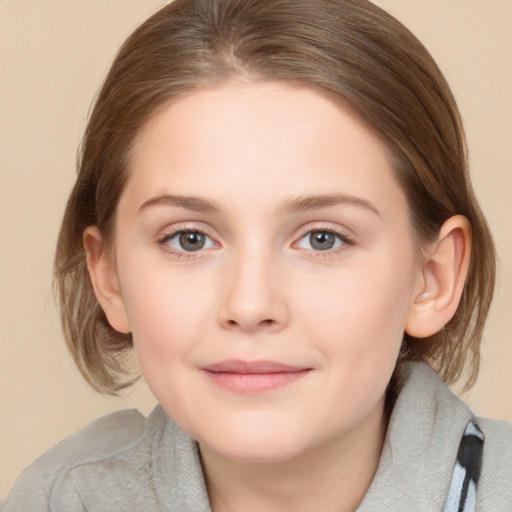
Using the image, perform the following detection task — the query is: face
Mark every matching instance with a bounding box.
[110,82,424,464]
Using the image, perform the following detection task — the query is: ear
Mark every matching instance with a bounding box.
[405,215,471,338]
[83,226,131,334]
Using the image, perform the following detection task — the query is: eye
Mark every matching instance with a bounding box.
[296,230,347,251]
[160,230,216,252]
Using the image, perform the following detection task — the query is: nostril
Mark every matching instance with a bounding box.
[224,318,275,330]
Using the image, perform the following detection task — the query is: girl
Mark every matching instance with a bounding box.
[4,0,511,510]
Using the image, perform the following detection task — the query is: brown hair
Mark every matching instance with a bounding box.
[55,0,496,394]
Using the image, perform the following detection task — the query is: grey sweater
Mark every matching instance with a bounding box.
[3,363,512,511]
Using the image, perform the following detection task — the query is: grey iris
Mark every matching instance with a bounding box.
[310,231,336,250]
[180,232,205,251]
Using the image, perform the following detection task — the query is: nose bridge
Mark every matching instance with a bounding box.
[218,238,288,332]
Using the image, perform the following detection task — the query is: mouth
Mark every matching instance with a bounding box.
[200,359,312,394]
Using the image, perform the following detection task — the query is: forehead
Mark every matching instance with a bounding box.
[123,82,405,218]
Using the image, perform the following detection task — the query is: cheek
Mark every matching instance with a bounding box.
[120,271,208,411]
[300,253,416,360]
[118,261,210,355]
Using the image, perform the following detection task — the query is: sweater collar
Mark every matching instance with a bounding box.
[357,363,473,511]
[149,362,473,511]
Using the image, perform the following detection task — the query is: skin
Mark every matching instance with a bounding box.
[85,82,471,511]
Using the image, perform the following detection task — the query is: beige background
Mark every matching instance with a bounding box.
[1,0,511,499]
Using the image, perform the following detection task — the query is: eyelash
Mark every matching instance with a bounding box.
[156,225,354,260]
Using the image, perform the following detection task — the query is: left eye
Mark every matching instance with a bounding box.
[296,230,346,251]
[162,231,216,252]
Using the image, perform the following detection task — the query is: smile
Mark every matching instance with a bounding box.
[201,359,312,394]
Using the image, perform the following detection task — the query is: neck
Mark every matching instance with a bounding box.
[200,398,385,512]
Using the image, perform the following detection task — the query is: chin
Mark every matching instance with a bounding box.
[197,420,314,464]
[207,439,305,464]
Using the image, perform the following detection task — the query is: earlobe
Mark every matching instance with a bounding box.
[405,215,471,338]
[83,227,131,334]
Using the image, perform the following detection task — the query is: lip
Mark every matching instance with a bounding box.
[200,359,312,394]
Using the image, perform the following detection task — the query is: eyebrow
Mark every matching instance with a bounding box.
[281,193,381,217]
[138,192,380,217]
[139,194,222,213]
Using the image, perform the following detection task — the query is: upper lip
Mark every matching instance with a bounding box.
[202,359,309,374]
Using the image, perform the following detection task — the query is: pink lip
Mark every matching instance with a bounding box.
[201,359,311,394]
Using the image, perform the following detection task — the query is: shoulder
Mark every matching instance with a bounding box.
[477,415,512,510]
[405,364,512,506]
[3,408,147,511]
[478,414,512,453]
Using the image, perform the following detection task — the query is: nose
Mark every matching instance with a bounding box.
[217,248,289,334]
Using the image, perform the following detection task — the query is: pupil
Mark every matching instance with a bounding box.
[180,232,205,251]
[310,231,335,250]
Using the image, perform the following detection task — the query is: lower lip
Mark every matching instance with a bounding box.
[202,370,311,394]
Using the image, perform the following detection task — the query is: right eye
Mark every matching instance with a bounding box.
[159,230,216,252]
[295,229,349,252]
